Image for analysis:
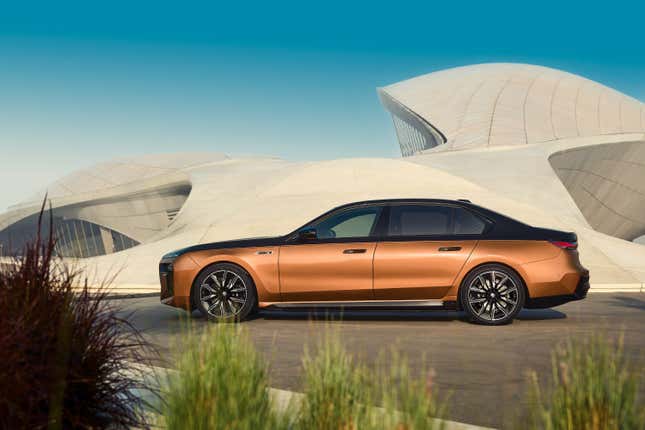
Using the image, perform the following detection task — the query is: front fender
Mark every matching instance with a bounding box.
[185,247,281,303]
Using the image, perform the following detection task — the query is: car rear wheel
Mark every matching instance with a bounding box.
[460,264,525,325]
[192,263,257,322]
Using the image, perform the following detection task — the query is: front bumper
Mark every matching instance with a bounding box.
[159,258,175,305]
[525,274,590,309]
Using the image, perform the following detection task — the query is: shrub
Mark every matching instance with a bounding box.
[525,333,644,430]
[161,323,285,430]
[0,204,153,429]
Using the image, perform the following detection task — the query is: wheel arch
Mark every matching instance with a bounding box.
[189,260,259,311]
[455,261,529,311]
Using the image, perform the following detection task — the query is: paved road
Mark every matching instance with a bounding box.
[117,293,644,429]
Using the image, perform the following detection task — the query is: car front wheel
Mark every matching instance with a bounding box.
[460,264,525,325]
[192,263,257,322]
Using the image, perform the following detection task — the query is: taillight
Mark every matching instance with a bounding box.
[550,240,578,250]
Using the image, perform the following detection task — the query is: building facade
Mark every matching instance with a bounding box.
[1,63,644,293]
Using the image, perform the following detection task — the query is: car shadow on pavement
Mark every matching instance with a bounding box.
[610,295,645,310]
[254,307,566,322]
[516,308,566,320]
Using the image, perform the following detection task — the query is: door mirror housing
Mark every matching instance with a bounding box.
[298,228,318,242]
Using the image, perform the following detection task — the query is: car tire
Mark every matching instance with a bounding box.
[460,264,525,325]
[191,263,257,322]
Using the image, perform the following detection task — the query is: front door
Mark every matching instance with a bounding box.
[373,204,487,300]
[279,204,384,302]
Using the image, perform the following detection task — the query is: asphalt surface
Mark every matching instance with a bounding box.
[116,293,645,429]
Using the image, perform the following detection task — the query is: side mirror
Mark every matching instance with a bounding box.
[298,228,317,242]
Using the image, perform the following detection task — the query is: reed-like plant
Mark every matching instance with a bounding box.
[374,349,447,430]
[0,201,153,429]
[162,322,285,430]
[296,328,371,429]
[525,333,644,430]
[296,328,447,430]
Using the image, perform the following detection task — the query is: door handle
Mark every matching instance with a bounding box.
[343,248,367,254]
[438,246,462,252]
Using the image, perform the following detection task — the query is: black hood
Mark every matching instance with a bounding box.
[163,236,286,259]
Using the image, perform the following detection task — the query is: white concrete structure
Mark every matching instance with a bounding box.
[378,63,645,154]
[1,63,644,293]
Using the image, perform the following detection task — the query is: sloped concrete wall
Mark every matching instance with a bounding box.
[549,140,645,241]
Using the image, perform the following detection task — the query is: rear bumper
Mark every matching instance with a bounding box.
[525,274,589,309]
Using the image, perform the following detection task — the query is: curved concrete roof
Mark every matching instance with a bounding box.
[23,152,230,203]
[379,63,645,151]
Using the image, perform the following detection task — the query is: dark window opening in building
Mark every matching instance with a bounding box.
[0,211,140,258]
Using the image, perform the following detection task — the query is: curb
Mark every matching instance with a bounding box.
[590,283,644,293]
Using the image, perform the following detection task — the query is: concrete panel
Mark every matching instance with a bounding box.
[620,99,643,132]
[379,63,644,156]
[453,78,508,149]
[575,82,602,136]
[549,140,645,240]
[551,76,581,139]
[489,75,530,146]
[598,89,623,134]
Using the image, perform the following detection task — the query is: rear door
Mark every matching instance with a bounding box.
[373,203,486,300]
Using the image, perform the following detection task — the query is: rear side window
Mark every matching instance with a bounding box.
[454,207,487,234]
[389,205,452,236]
[388,205,487,236]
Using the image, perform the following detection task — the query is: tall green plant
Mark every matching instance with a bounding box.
[525,333,643,430]
[297,328,371,430]
[374,349,447,430]
[296,328,447,430]
[162,323,285,430]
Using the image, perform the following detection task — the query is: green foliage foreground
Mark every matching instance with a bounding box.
[162,323,446,430]
[526,333,643,430]
[162,324,284,430]
[162,323,643,430]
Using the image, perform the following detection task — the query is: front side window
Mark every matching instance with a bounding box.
[388,205,487,237]
[307,206,382,239]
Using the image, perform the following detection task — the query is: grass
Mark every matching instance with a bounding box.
[161,323,286,430]
[525,333,644,430]
[297,327,371,429]
[297,328,447,430]
[0,201,154,429]
[161,323,644,430]
[162,320,448,430]
[374,349,447,430]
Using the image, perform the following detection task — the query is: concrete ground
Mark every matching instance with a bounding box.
[117,293,645,429]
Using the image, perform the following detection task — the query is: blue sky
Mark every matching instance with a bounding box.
[1,0,644,210]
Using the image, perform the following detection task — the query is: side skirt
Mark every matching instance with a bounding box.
[263,299,448,311]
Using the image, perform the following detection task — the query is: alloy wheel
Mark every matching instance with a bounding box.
[466,270,519,322]
[199,269,248,318]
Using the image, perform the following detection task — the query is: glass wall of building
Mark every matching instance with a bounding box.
[378,90,446,157]
[0,212,139,258]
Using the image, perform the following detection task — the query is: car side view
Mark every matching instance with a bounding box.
[159,199,589,325]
